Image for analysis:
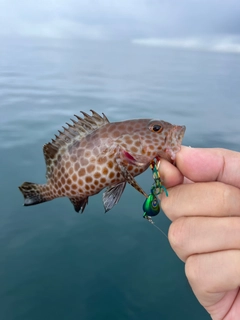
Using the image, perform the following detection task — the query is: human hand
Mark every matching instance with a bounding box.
[158,146,240,319]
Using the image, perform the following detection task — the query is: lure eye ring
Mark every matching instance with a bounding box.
[152,199,158,207]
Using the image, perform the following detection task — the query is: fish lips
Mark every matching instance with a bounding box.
[165,125,186,161]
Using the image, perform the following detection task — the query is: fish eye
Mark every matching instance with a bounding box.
[151,124,163,132]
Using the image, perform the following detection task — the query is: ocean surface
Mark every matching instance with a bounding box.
[1,37,240,320]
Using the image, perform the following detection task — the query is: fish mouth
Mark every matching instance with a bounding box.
[165,125,186,161]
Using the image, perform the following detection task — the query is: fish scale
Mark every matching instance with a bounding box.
[19,110,186,213]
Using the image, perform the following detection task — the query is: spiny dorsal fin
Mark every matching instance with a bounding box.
[43,110,110,165]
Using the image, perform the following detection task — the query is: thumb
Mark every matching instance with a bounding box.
[175,146,240,188]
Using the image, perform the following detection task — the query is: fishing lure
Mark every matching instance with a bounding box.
[142,160,168,223]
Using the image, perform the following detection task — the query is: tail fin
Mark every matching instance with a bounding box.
[18,182,53,206]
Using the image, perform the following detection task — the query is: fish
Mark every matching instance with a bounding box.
[19,110,186,213]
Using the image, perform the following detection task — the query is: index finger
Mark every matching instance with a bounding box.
[160,181,240,221]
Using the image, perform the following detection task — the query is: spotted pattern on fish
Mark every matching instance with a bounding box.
[19,110,186,213]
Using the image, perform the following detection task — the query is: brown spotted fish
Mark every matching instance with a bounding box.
[19,110,186,213]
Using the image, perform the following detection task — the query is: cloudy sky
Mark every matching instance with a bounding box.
[1,0,240,51]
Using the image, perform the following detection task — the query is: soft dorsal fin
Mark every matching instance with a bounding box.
[43,110,110,166]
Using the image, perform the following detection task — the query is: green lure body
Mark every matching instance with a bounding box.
[142,193,160,217]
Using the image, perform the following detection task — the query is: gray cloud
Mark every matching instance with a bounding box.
[1,0,240,40]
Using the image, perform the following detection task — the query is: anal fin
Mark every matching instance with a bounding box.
[103,182,126,212]
[69,197,88,213]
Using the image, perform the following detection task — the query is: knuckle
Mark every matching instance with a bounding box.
[216,182,235,214]
[168,217,188,254]
[160,185,184,221]
[185,255,212,294]
[185,255,200,286]
[160,193,172,215]
[221,183,231,212]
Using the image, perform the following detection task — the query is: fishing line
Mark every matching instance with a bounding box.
[151,221,168,239]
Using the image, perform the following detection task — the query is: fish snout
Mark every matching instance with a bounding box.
[174,125,186,142]
[165,125,186,160]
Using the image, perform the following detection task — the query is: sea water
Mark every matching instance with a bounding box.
[1,37,240,320]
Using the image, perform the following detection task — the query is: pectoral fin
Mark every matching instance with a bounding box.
[103,182,126,212]
[116,158,148,198]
